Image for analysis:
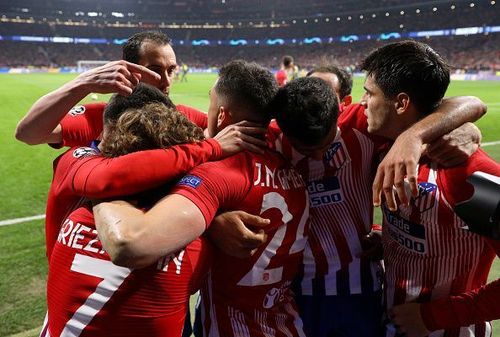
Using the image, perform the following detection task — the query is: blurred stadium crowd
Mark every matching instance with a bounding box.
[0,0,499,71]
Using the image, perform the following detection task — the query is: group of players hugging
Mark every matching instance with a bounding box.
[15,30,500,337]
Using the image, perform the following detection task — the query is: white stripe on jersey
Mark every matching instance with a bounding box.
[384,163,493,337]
[207,273,220,337]
[255,310,275,337]
[276,312,293,337]
[39,312,50,337]
[298,129,382,295]
[229,306,250,337]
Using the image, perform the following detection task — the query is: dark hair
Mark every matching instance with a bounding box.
[215,60,278,124]
[307,65,353,100]
[103,83,175,125]
[101,102,204,157]
[272,77,339,146]
[122,31,172,64]
[282,55,294,67]
[360,40,450,115]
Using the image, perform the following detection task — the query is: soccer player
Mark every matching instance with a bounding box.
[275,55,298,86]
[39,80,266,260]
[45,88,213,337]
[210,72,485,337]
[93,60,311,336]
[359,40,500,337]
[180,62,189,82]
[307,65,353,108]
[15,31,205,147]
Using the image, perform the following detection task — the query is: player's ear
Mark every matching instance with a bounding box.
[395,92,410,115]
[217,105,229,128]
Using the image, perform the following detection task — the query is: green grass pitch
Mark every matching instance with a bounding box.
[0,73,499,336]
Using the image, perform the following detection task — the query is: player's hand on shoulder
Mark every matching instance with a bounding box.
[389,302,430,337]
[207,210,269,258]
[425,122,481,167]
[74,60,161,97]
[214,120,268,156]
[373,131,420,211]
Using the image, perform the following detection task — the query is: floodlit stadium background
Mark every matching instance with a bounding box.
[0,1,499,336]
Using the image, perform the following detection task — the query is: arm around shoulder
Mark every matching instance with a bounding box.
[93,194,206,268]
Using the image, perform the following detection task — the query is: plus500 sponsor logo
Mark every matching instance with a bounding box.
[307,177,343,207]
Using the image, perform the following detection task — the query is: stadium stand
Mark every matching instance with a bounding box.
[0,0,498,70]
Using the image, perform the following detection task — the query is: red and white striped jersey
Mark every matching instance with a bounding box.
[46,205,212,337]
[173,150,310,336]
[268,104,387,296]
[383,149,500,337]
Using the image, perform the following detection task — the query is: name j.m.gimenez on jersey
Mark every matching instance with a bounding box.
[253,162,305,190]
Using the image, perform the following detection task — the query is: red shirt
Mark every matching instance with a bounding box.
[173,150,310,336]
[267,104,388,296]
[45,140,222,259]
[44,102,212,259]
[275,69,288,86]
[383,149,500,335]
[47,205,212,337]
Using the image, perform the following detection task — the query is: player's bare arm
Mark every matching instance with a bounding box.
[15,60,161,145]
[206,210,270,258]
[93,194,206,269]
[425,122,481,167]
[373,96,486,211]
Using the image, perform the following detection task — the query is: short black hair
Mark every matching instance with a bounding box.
[307,65,353,100]
[122,31,172,64]
[104,83,175,124]
[272,77,339,146]
[283,55,294,67]
[215,60,278,124]
[361,40,450,115]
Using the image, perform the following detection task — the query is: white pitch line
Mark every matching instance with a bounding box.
[483,141,500,147]
[0,214,45,227]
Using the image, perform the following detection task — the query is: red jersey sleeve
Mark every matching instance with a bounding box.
[420,150,500,330]
[176,104,208,129]
[53,139,222,198]
[56,102,106,148]
[439,149,500,207]
[172,153,253,227]
[421,240,500,330]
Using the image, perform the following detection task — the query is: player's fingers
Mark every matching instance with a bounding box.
[124,61,161,83]
[239,133,268,147]
[238,212,270,228]
[237,126,268,136]
[394,163,408,206]
[405,160,418,198]
[129,72,142,87]
[115,72,134,90]
[382,167,397,211]
[241,230,267,248]
[372,168,384,206]
[240,142,265,154]
[114,82,134,96]
[233,120,267,128]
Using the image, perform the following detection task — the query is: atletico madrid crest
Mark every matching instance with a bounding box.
[415,182,438,213]
[324,142,347,169]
